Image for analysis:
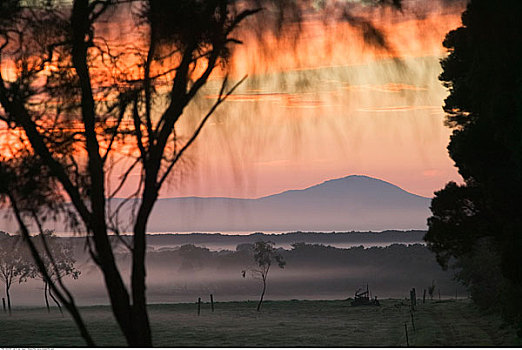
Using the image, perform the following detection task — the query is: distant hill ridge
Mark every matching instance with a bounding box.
[143,175,431,232]
[0,175,431,233]
[261,175,428,199]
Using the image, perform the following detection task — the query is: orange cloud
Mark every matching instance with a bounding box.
[229,9,463,77]
[205,91,339,110]
[344,83,428,93]
[357,105,441,113]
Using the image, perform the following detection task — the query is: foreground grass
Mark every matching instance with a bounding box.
[0,299,519,347]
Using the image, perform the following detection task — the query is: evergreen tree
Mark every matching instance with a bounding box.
[425,0,522,330]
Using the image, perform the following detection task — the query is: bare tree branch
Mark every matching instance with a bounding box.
[157,75,247,188]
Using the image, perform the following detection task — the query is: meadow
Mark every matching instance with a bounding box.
[0,299,519,347]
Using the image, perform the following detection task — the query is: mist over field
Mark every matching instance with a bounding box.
[6,231,462,307]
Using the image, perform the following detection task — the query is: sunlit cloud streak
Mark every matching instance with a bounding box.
[357,105,440,113]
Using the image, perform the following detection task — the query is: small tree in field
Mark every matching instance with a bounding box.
[29,231,80,314]
[245,241,286,312]
[0,234,31,315]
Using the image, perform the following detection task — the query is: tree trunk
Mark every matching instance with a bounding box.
[6,284,11,316]
[44,281,50,313]
[69,1,138,344]
[93,236,137,345]
[49,287,63,316]
[130,191,156,347]
[257,278,267,312]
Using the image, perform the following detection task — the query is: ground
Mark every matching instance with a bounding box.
[0,299,519,347]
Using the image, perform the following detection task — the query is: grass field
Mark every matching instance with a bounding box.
[0,299,519,347]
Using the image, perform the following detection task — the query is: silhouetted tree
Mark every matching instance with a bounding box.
[426,181,494,269]
[27,231,80,315]
[425,0,522,330]
[0,1,261,345]
[247,241,286,312]
[0,235,31,315]
[0,0,401,346]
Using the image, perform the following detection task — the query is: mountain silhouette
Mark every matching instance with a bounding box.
[0,175,431,233]
[144,175,431,232]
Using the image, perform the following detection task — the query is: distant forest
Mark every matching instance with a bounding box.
[1,230,460,305]
[143,230,426,247]
[119,241,461,303]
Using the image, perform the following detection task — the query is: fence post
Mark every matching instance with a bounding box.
[210,294,214,312]
[410,310,416,332]
[404,322,409,347]
[423,289,426,304]
[197,297,201,316]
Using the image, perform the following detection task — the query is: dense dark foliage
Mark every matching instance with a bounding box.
[425,0,522,330]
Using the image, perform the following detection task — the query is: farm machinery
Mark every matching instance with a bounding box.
[350,284,380,306]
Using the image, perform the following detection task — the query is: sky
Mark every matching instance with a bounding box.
[0,1,467,201]
[139,1,467,199]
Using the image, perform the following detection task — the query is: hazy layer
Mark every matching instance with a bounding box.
[5,233,460,307]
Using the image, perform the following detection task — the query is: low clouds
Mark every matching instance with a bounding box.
[357,105,440,113]
[344,83,428,93]
[205,91,338,110]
